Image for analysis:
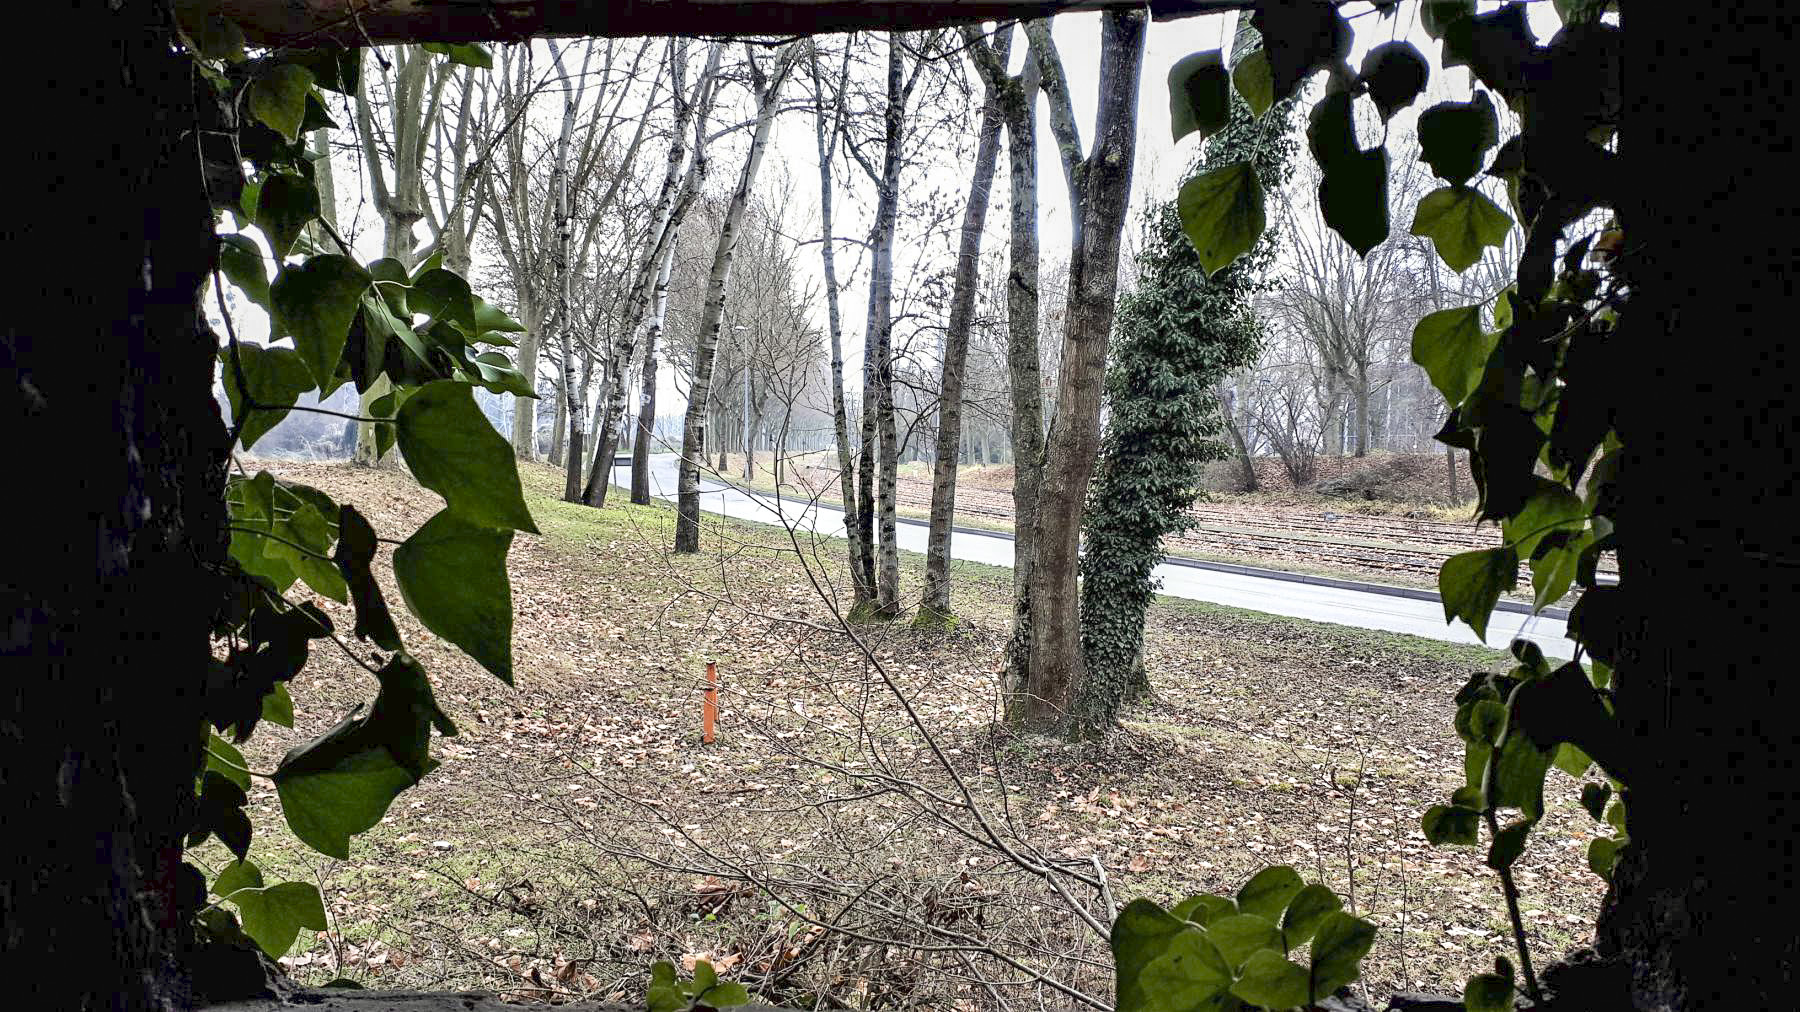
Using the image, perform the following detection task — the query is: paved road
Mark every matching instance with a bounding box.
[613,453,1572,660]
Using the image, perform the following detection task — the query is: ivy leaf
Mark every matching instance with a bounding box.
[1306,91,1356,167]
[468,352,537,399]
[1252,0,1351,106]
[1411,185,1513,273]
[1170,893,1236,927]
[394,509,515,684]
[254,173,321,259]
[191,14,247,62]
[1231,47,1275,117]
[1359,41,1428,121]
[227,881,328,958]
[1464,972,1516,1012]
[1443,4,1537,99]
[1169,51,1231,143]
[206,731,252,791]
[423,42,494,69]
[1280,884,1342,949]
[1422,804,1481,846]
[219,234,271,310]
[367,258,412,316]
[1204,913,1281,970]
[273,654,453,858]
[397,381,539,534]
[1470,699,1507,745]
[1308,911,1376,998]
[1235,865,1304,922]
[288,48,361,95]
[1418,92,1500,185]
[272,255,373,387]
[1439,547,1518,641]
[1422,0,1476,39]
[211,859,264,898]
[1411,305,1494,408]
[700,981,750,1009]
[1485,819,1534,870]
[191,770,252,860]
[1587,836,1621,880]
[275,738,413,860]
[1230,949,1312,1009]
[1178,162,1265,279]
[1581,783,1612,822]
[334,505,403,652]
[261,503,349,603]
[262,682,295,728]
[1553,742,1594,778]
[1111,900,1194,1012]
[1319,146,1390,256]
[472,297,526,344]
[411,267,478,337]
[1504,479,1586,558]
[647,961,684,1012]
[220,344,314,451]
[249,63,314,142]
[1494,734,1553,819]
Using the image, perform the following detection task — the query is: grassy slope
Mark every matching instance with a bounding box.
[209,458,1605,1005]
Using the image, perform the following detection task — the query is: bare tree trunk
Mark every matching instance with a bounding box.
[919,26,1009,625]
[549,358,568,464]
[867,36,907,618]
[808,43,873,607]
[1223,387,1259,491]
[1353,365,1370,458]
[676,44,798,553]
[631,242,677,505]
[964,26,1047,697]
[1021,10,1146,726]
[588,43,719,507]
[546,42,586,502]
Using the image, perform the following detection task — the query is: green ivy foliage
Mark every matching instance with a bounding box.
[1130,2,1626,1006]
[177,15,519,961]
[1114,867,1376,1011]
[1076,23,1296,736]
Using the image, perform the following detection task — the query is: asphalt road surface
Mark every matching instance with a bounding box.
[614,453,1572,660]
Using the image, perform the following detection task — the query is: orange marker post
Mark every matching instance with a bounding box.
[702,661,718,744]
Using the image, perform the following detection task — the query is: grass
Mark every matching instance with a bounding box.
[212,456,1608,1007]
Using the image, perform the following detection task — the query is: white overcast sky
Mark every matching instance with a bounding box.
[216,2,1568,413]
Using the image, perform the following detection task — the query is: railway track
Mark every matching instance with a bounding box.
[792,467,1617,583]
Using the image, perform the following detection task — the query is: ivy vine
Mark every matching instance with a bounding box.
[177,10,531,961]
[1120,1,1624,1008]
[1077,19,1297,736]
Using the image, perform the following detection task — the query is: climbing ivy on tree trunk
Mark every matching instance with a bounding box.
[1075,13,1296,736]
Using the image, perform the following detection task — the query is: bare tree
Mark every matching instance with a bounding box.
[962,24,1045,693]
[918,26,1010,625]
[806,39,874,607]
[584,41,721,506]
[675,42,802,553]
[1014,11,1148,725]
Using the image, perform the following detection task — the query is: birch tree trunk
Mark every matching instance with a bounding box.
[863,36,907,617]
[547,42,586,502]
[631,242,677,505]
[1020,10,1146,725]
[585,43,720,507]
[965,24,1046,700]
[918,26,1009,625]
[675,44,799,553]
[807,42,873,606]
